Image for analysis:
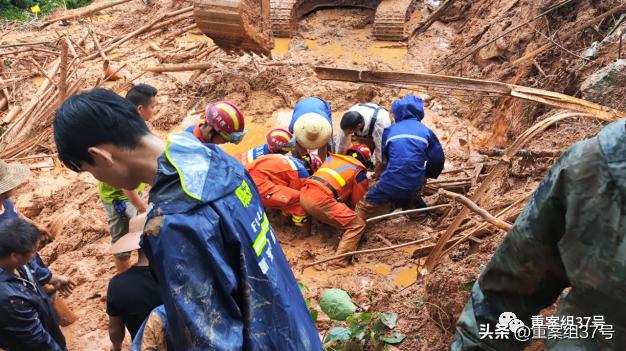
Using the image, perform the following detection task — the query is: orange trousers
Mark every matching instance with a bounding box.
[253,177,307,218]
[300,184,366,263]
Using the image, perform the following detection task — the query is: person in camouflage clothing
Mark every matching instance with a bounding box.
[452,119,626,351]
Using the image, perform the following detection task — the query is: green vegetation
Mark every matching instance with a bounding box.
[315,287,406,351]
[0,0,92,22]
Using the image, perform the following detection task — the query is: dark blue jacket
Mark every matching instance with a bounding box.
[0,200,52,287]
[0,263,66,351]
[288,97,333,133]
[366,95,445,204]
[141,132,323,350]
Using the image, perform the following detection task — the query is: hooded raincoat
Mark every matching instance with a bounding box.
[366,95,445,207]
[141,132,322,350]
[453,119,626,350]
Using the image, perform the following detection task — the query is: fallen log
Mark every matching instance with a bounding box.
[41,0,133,27]
[438,189,512,231]
[477,147,562,158]
[143,62,213,73]
[301,236,431,271]
[512,3,626,66]
[315,67,626,121]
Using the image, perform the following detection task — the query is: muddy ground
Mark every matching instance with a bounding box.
[2,0,625,350]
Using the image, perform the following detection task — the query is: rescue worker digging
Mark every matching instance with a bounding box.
[246,153,320,234]
[300,144,372,268]
[357,95,445,220]
[289,96,334,161]
[238,128,296,167]
[336,102,392,178]
[185,101,248,145]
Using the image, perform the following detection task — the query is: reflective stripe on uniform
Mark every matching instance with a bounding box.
[385,134,429,147]
[318,167,346,187]
[285,157,298,171]
[253,213,271,256]
[247,149,255,163]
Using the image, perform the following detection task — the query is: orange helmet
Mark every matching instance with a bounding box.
[266,128,296,153]
[346,144,372,168]
[299,153,322,175]
[205,101,247,144]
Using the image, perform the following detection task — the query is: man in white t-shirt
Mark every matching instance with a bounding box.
[335,103,392,177]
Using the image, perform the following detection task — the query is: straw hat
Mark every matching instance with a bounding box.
[293,113,332,150]
[109,213,148,254]
[0,161,31,195]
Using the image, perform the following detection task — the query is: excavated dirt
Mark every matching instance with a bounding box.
[2,1,624,350]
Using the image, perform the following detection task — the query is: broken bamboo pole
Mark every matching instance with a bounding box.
[314,67,626,121]
[438,189,512,231]
[64,36,78,58]
[2,106,22,124]
[477,147,562,157]
[143,61,214,73]
[365,204,452,223]
[302,236,431,270]
[421,111,594,276]
[85,13,168,61]
[412,195,528,258]
[89,29,108,61]
[162,23,198,41]
[42,0,133,27]
[0,41,52,49]
[512,3,626,66]
[59,41,68,103]
[0,59,60,144]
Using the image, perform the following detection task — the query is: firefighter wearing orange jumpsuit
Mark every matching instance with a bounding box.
[247,154,319,227]
[300,144,372,267]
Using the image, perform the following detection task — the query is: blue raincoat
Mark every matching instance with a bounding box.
[141,132,322,350]
[288,97,332,133]
[366,95,445,207]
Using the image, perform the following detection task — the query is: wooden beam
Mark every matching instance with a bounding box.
[438,189,513,231]
[314,67,626,121]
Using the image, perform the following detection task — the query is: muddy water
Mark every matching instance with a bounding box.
[220,108,292,155]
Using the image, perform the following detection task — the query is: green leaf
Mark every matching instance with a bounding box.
[324,327,351,343]
[415,299,424,311]
[463,280,476,291]
[320,288,357,321]
[310,309,319,322]
[380,332,406,344]
[298,282,308,295]
[380,313,398,329]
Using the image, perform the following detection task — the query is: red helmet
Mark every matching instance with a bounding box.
[266,128,296,153]
[299,153,322,175]
[205,101,247,144]
[346,144,372,168]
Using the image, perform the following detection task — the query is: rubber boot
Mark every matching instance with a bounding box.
[329,217,366,269]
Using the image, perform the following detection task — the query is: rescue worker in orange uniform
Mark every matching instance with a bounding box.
[300,144,372,267]
[247,154,320,233]
[185,101,247,145]
[238,128,296,168]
